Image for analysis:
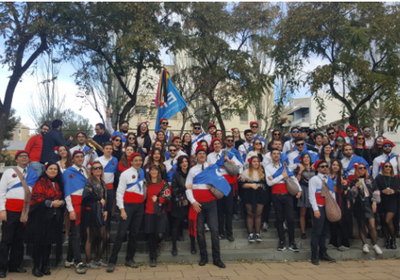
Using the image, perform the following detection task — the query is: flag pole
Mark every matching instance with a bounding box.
[187,106,206,134]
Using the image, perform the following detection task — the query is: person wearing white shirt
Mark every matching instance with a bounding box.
[185,146,226,269]
[344,125,357,145]
[372,140,398,178]
[238,129,253,162]
[191,123,215,156]
[308,160,336,265]
[0,151,38,278]
[282,127,301,154]
[69,131,98,167]
[62,150,87,274]
[207,138,242,242]
[362,126,374,149]
[105,108,128,142]
[288,138,318,172]
[152,118,174,145]
[107,153,145,272]
[265,149,301,252]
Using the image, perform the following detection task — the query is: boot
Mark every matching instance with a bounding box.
[32,267,43,278]
[190,236,197,254]
[391,238,397,250]
[311,252,319,266]
[386,238,391,249]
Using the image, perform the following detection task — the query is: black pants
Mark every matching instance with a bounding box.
[329,219,350,247]
[67,220,82,264]
[172,216,194,249]
[108,202,144,264]
[217,184,233,237]
[394,200,400,234]
[197,200,220,261]
[262,187,272,224]
[106,189,114,230]
[272,194,295,243]
[311,207,329,256]
[147,233,162,259]
[0,211,25,272]
[33,244,51,268]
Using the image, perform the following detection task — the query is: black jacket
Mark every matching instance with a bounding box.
[92,132,111,157]
[40,128,72,163]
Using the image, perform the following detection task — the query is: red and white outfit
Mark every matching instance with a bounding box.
[116,168,145,209]
[97,155,118,191]
[207,150,243,184]
[308,173,336,211]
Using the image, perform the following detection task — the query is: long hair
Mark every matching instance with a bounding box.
[199,140,209,154]
[148,148,166,170]
[352,163,369,180]
[120,145,135,168]
[89,161,105,181]
[126,132,137,146]
[150,141,166,156]
[58,145,72,168]
[232,127,242,141]
[382,162,395,177]
[38,162,65,195]
[271,129,282,141]
[182,133,192,147]
[334,135,345,151]
[300,153,313,167]
[252,139,264,155]
[320,144,334,159]
[329,159,343,178]
[215,129,224,143]
[145,164,163,186]
[155,130,167,145]
[248,156,264,179]
[137,122,149,138]
[354,135,368,149]
[177,155,190,173]
[371,135,385,155]
[112,135,122,153]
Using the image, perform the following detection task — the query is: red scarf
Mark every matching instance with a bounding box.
[188,190,216,237]
[30,177,63,206]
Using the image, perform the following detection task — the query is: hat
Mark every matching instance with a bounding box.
[195,144,206,155]
[208,123,216,130]
[382,139,395,148]
[346,125,357,132]
[72,150,85,158]
[313,159,325,170]
[210,138,222,151]
[15,150,29,160]
[171,136,180,143]
[75,131,87,138]
[159,118,168,124]
[250,121,259,127]
[128,153,142,163]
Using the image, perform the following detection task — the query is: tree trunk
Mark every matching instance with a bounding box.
[207,93,226,138]
[348,111,359,130]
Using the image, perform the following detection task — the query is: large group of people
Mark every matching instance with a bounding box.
[0,114,399,278]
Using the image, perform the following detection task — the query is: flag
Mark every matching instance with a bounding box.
[155,69,187,132]
[193,164,231,196]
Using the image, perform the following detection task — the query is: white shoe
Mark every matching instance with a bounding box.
[262,222,268,232]
[205,223,210,232]
[362,244,369,253]
[283,222,287,231]
[65,260,74,268]
[373,244,383,255]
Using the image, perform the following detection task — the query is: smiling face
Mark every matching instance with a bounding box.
[113,137,122,147]
[251,157,260,169]
[59,146,68,158]
[45,164,58,179]
[331,161,340,173]
[180,157,189,170]
[153,150,161,162]
[126,146,134,157]
[131,156,143,169]
[302,154,311,166]
[323,145,332,155]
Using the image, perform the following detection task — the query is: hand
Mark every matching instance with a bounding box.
[69,211,76,221]
[52,200,63,208]
[355,182,361,188]
[152,195,157,202]
[298,163,305,173]
[282,168,288,179]
[268,176,273,181]
[103,211,108,222]
[372,202,377,213]
[347,201,351,209]
[224,155,229,161]
[106,108,111,118]
[370,166,373,171]
[120,208,127,220]
[296,191,302,199]
[0,210,6,222]
[192,201,202,213]
[100,198,106,207]
[186,184,193,189]
[69,136,73,141]
[314,210,321,219]
[252,184,258,190]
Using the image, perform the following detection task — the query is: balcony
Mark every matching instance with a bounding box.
[292,117,310,127]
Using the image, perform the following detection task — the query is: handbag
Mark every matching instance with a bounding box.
[13,168,31,224]
[222,150,239,176]
[207,184,224,200]
[282,163,299,196]
[321,179,342,222]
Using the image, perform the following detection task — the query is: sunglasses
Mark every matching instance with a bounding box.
[347,130,354,133]
[161,122,169,125]
[319,165,328,168]
[254,142,261,145]
[226,140,234,143]
[169,149,177,152]
[357,137,364,140]
[114,139,121,142]
[128,137,136,140]
[194,127,201,130]
[233,131,239,133]
[358,167,367,170]
[383,144,392,148]
[274,133,280,136]
[251,126,258,129]
[292,130,299,133]
[328,132,335,136]
[336,139,344,142]
[384,165,392,169]
[364,129,371,132]
[296,143,304,146]
[92,166,103,170]
[377,139,384,142]
[122,124,129,127]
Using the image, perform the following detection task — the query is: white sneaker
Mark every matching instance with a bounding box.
[373,244,383,255]
[262,222,268,232]
[65,260,74,268]
[362,244,369,253]
[283,222,288,231]
[205,223,210,232]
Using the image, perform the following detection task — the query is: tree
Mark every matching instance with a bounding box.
[174,2,276,137]
[68,2,187,128]
[273,2,400,128]
[1,109,21,165]
[0,2,77,158]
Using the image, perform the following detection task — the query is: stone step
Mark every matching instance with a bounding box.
[20,247,400,268]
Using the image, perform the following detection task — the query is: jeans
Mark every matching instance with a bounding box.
[67,220,82,264]
[29,162,44,177]
[311,206,329,256]
[197,200,221,261]
[217,185,233,237]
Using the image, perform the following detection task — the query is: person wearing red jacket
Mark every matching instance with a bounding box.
[25,124,50,177]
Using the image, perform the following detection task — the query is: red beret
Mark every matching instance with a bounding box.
[210,138,222,150]
[250,121,259,127]
[208,123,216,130]
[159,118,168,124]
[346,125,357,132]
[313,159,323,170]
[72,150,85,158]
[382,140,395,148]
[15,150,29,159]
[195,144,206,155]
[75,131,87,138]
[128,153,142,163]
[171,136,180,143]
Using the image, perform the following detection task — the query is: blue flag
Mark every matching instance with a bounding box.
[193,164,231,196]
[155,78,187,132]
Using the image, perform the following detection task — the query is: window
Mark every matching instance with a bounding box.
[240,111,248,123]
[135,109,147,115]
[387,126,394,132]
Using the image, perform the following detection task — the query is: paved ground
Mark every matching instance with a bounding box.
[4,259,400,280]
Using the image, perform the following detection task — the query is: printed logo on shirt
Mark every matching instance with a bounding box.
[12,173,17,178]
[132,175,136,179]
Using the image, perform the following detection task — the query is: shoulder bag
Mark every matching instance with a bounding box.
[321,179,342,222]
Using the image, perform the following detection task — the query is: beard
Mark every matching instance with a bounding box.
[121,128,129,133]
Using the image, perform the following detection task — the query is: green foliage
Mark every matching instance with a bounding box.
[273,2,400,128]
[1,109,20,165]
